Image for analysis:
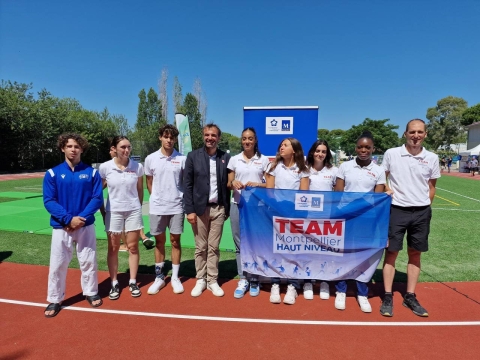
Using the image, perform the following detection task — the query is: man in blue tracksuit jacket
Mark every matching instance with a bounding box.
[43,133,103,317]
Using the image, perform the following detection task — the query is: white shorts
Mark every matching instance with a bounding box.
[149,213,184,235]
[105,208,143,234]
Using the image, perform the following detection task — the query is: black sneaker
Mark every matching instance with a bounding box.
[129,282,142,297]
[109,284,120,300]
[403,293,428,317]
[142,237,155,250]
[380,295,393,317]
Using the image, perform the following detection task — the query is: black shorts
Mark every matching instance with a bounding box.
[388,205,432,252]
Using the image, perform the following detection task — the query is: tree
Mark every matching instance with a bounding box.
[0,80,123,169]
[461,103,480,126]
[316,128,345,151]
[426,96,468,150]
[146,87,163,126]
[340,118,400,155]
[217,132,241,154]
[173,76,183,114]
[193,77,207,126]
[158,67,168,122]
[136,89,148,130]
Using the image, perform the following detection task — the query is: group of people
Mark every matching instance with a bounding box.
[440,156,453,173]
[465,157,478,176]
[43,118,440,319]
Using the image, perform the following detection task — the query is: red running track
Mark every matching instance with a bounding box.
[1,262,479,360]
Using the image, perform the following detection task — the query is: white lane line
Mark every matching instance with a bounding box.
[1,298,479,326]
[432,208,480,212]
[436,188,480,203]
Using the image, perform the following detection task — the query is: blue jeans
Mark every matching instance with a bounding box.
[335,280,368,296]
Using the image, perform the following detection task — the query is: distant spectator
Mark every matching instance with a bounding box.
[447,157,452,173]
[471,157,478,177]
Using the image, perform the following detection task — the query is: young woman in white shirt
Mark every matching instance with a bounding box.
[227,127,270,299]
[265,138,309,305]
[334,130,386,313]
[304,139,338,301]
[99,136,144,300]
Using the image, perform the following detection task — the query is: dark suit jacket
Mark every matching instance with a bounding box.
[184,147,231,217]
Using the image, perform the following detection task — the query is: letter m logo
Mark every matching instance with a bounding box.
[281,120,290,131]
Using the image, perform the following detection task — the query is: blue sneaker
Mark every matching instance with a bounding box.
[234,279,249,299]
[249,281,260,297]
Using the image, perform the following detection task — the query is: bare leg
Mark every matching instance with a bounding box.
[406,248,422,293]
[170,234,182,265]
[125,230,140,281]
[382,250,399,293]
[154,233,166,263]
[107,232,122,282]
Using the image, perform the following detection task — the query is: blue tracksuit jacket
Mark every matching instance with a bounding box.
[43,161,103,229]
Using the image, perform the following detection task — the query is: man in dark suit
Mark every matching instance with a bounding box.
[184,123,231,297]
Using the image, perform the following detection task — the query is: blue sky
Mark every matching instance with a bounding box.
[1,0,479,137]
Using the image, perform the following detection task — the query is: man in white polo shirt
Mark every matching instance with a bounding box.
[145,124,186,295]
[380,119,440,317]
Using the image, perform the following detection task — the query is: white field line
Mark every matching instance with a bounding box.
[432,208,480,212]
[436,188,480,203]
[1,298,479,326]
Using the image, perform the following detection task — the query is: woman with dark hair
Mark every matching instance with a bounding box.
[227,127,270,298]
[99,136,144,300]
[265,138,309,305]
[334,130,386,313]
[303,139,339,301]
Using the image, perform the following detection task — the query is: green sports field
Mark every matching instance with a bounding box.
[0,176,478,282]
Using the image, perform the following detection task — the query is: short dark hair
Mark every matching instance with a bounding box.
[57,133,89,151]
[159,124,179,138]
[203,123,221,137]
[405,118,426,132]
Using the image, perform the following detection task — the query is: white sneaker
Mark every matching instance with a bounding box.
[303,282,314,300]
[191,279,207,297]
[234,279,249,299]
[335,292,346,310]
[283,284,298,305]
[207,282,224,297]
[357,295,372,313]
[171,278,184,294]
[147,276,166,295]
[319,281,330,300]
[270,283,281,304]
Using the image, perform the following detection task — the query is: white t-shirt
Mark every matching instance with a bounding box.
[382,145,441,207]
[99,158,144,212]
[208,155,218,203]
[144,149,186,215]
[227,152,270,203]
[309,166,338,191]
[267,161,310,190]
[336,159,386,193]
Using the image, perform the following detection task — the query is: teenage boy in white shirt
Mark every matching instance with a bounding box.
[145,124,187,295]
